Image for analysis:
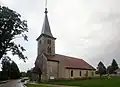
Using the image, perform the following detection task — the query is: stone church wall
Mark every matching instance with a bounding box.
[58,62,66,79]
[47,61,59,80]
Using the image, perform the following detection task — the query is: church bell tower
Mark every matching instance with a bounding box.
[36,8,56,56]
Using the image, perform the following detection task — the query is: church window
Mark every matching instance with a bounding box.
[71,70,73,77]
[86,71,88,76]
[47,47,51,53]
[80,71,81,76]
[92,72,94,76]
[47,39,51,45]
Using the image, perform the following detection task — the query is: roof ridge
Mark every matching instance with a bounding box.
[56,54,82,60]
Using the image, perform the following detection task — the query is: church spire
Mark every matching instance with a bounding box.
[41,0,53,37]
[41,7,53,37]
[36,1,56,41]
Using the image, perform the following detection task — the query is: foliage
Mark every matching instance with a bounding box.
[1,56,20,79]
[107,65,112,74]
[107,59,119,74]
[0,71,9,80]
[27,69,32,78]
[10,61,21,79]
[0,6,28,61]
[97,61,106,77]
[1,56,11,72]
[20,72,27,77]
[111,59,119,73]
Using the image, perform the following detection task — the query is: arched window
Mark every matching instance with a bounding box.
[92,72,94,76]
[47,39,51,45]
[71,70,73,77]
[80,71,81,76]
[86,71,88,76]
[47,47,51,53]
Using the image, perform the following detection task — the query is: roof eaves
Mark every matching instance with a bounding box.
[36,34,56,41]
[65,67,96,70]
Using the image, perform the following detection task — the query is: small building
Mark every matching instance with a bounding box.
[114,68,120,75]
[32,7,96,81]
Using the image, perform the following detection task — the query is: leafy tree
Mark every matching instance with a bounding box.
[0,6,28,61]
[10,61,20,79]
[27,69,32,80]
[107,65,112,74]
[1,56,11,72]
[20,72,27,77]
[97,61,106,77]
[1,56,20,79]
[1,56,11,79]
[111,59,119,73]
[27,70,32,77]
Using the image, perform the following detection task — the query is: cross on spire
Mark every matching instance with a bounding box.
[44,0,48,14]
[44,8,48,14]
[45,0,47,8]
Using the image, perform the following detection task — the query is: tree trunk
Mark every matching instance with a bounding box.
[100,74,102,79]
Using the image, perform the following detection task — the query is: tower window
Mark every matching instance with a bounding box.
[47,47,51,53]
[80,71,81,76]
[71,70,73,77]
[47,39,51,45]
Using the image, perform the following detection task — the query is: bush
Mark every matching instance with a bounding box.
[0,71,9,80]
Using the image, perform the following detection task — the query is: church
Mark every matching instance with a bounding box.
[32,7,96,81]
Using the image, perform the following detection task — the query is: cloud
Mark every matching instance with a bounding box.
[1,0,120,71]
[51,0,120,68]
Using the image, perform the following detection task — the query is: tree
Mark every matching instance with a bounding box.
[27,69,32,80]
[111,59,119,73]
[0,6,28,61]
[1,56,21,79]
[1,56,11,72]
[10,61,21,79]
[97,61,106,78]
[1,56,11,79]
[20,72,27,77]
[27,70,32,77]
[107,65,112,74]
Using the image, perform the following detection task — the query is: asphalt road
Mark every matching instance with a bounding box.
[0,80,25,87]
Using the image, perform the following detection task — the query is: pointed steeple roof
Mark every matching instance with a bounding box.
[37,8,56,41]
[41,8,53,37]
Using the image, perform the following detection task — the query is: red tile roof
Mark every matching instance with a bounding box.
[46,54,95,70]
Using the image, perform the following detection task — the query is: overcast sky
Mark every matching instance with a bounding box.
[1,0,120,72]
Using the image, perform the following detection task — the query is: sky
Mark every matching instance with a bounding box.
[0,0,120,72]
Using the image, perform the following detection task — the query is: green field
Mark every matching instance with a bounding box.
[27,76,120,87]
[45,76,120,87]
[27,84,54,87]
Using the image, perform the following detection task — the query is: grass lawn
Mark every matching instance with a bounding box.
[27,84,54,87]
[44,76,120,87]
